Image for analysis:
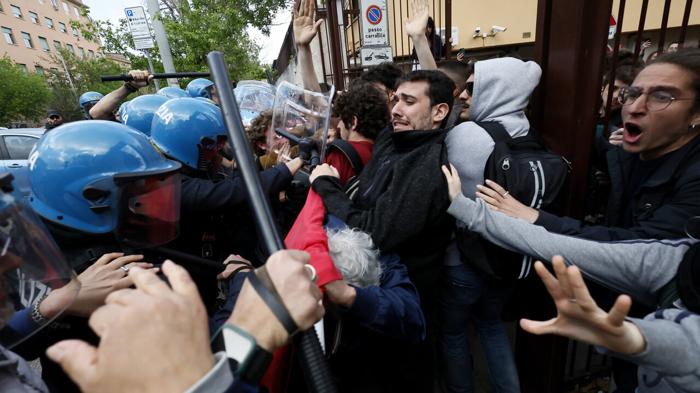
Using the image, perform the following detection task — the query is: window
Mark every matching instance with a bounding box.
[35,65,44,75]
[52,40,61,50]
[4,136,39,160]
[38,36,49,51]
[45,17,53,29]
[73,6,79,18]
[20,32,32,48]
[62,1,68,13]
[10,5,22,18]
[2,27,15,45]
[78,46,84,58]
[71,26,78,37]
[29,11,38,24]
[87,49,94,58]
[17,64,27,73]
[58,22,66,33]
[65,43,74,54]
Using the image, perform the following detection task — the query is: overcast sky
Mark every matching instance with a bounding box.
[81,0,291,65]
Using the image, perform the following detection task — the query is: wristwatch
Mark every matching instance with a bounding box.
[211,323,272,385]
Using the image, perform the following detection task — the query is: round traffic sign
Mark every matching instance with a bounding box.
[366,5,382,25]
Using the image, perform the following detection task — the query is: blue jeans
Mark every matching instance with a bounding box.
[439,263,520,393]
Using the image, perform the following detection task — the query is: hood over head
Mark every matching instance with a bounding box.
[470,57,542,137]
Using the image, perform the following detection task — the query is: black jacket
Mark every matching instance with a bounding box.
[536,135,700,240]
[312,128,453,292]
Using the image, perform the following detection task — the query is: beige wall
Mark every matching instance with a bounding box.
[613,0,700,33]
[345,0,538,59]
[0,0,101,73]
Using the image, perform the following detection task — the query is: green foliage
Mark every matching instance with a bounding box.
[46,49,155,121]
[0,57,51,126]
[74,0,288,84]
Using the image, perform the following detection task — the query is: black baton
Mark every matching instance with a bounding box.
[207,51,337,393]
[100,72,210,82]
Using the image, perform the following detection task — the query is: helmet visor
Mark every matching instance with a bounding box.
[114,170,181,248]
[0,196,79,349]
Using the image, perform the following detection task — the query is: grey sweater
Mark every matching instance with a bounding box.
[444,57,542,267]
[447,193,700,392]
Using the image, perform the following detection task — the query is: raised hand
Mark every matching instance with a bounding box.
[405,0,429,39]
[293,0,323,47]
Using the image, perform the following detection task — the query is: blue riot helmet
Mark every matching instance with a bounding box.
[157,86,189,99]
[150,97,227,171]
[186,78,214,99]
[194,96,216,104]
[116,101,129,122]
[119,94,168,136]
[28,120,182,248]
[0,172,80,349]
[78,91,104,119]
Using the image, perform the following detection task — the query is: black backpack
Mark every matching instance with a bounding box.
[456,121,571,280]
[327,139,365,199]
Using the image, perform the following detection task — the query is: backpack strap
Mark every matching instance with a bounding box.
[329,139,364,175]
[475,121,511,143]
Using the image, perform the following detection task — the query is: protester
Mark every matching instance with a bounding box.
[479,49,700,241]
[325,79,388,184]
[443,163,700,392]
[438,56,542,393]
[477,48,700,391]
[310,69,455,391]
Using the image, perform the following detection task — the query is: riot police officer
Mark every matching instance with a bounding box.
[150,97,303,267]
[22,120,183,392]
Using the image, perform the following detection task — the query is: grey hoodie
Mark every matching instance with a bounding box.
[447,193,700,393]
[444,57,542,266]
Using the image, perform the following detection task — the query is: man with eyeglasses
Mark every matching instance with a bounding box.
[45,109,64,131]
[473,49,700,393]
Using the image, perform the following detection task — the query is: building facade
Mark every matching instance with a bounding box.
[0,0,100,74]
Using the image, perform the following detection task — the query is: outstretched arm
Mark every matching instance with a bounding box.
[405,0,437,70]
[521,257,646,355]
[294,0,323,92]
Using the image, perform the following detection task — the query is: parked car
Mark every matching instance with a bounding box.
[0,128,45,196]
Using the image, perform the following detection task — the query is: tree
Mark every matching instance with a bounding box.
[0,57,51,126]
[46,48,153,121]
[75,0,289,84]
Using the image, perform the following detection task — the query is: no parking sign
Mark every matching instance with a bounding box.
[360,0,389,46]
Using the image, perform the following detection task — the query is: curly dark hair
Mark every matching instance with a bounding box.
[247,110,272,156]
[333,80,389,140]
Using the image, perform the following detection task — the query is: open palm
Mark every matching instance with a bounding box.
[405,0,429,38]
[521,257,646,355]
[294,0,323,46]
